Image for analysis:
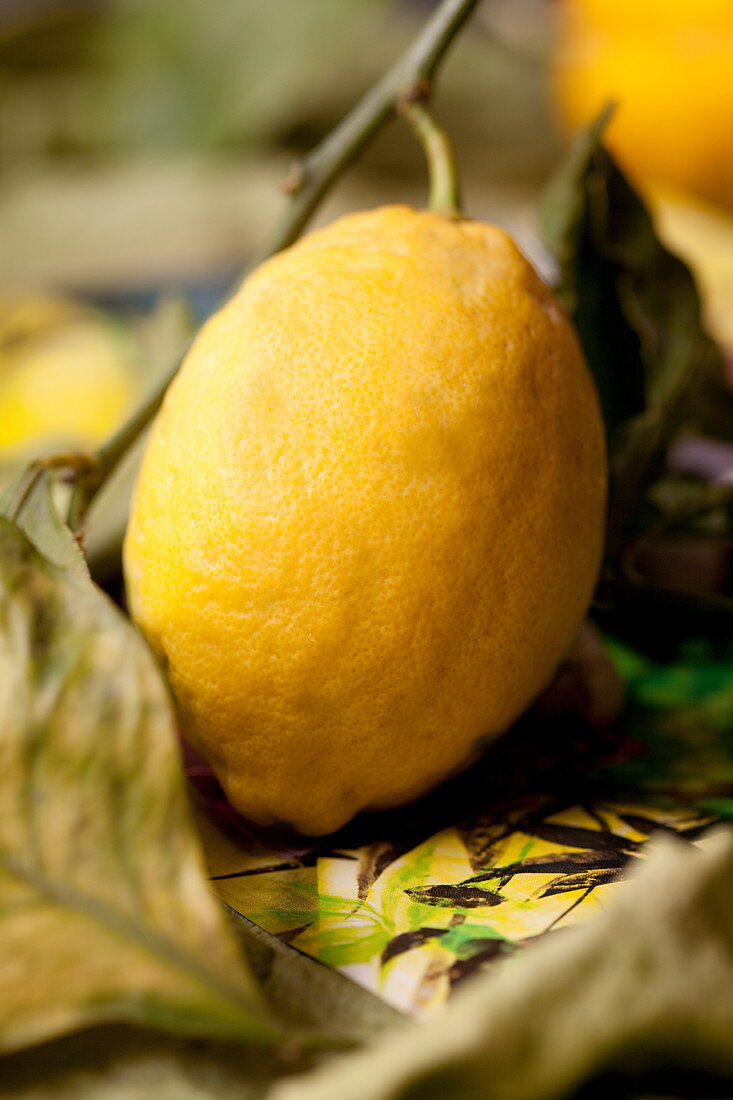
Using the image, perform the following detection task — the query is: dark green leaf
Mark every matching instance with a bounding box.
[540,112,733,551]
[540,105,645,440]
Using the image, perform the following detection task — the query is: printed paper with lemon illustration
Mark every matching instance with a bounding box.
[193,642,733,1017]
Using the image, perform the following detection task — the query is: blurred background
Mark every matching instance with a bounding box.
[1,0,732,574]
[0,0,558,295]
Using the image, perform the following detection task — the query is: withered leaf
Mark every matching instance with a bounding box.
[0,516,280,1054]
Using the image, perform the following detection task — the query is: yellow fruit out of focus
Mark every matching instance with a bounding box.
[0,293,139,463]
[553,0,733,210]
[124,207,607,835]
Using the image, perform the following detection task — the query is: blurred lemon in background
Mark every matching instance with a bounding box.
[0,294,142,469]
[552,0,733,211]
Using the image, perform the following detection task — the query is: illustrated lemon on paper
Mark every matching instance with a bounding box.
[124,206,607,835]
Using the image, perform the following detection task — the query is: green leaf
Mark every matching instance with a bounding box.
[0,516,281,1054]
[0,468,86,577]
[540,112,733,550]
[271,830,733,1100]
[540,105,644,440]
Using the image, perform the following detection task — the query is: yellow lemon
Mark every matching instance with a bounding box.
[0,294,140,464]
[124,207,606,835]
[552,0,733,210]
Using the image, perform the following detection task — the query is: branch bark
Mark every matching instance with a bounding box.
[251,0,481,266]
[45,0,483,528]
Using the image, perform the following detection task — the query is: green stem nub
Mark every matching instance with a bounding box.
[399,96,462,216]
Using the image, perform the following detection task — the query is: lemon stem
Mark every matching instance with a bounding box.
[249,0,480,266]
[399,96,462,216]
[92,338,192,485]
[25,0,481,532]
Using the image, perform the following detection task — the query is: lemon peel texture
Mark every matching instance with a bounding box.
[124,206,607,835]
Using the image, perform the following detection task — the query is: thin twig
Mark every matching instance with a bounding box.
[45,0,483,533]
[92,337,192,489]
[250,0,481,268]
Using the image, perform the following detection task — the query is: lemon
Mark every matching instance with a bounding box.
[0,293,140,465]
[124,207,607,835]
[552,0,733,210]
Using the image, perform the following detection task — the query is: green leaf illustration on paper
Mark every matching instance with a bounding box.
[271,830,733,1100]
[0,515,280,1054]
